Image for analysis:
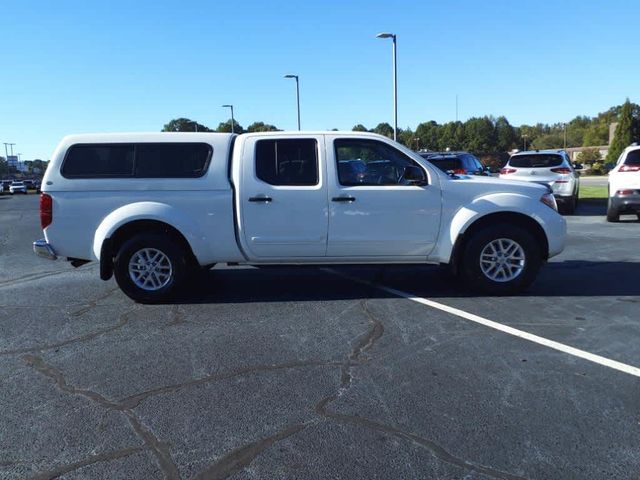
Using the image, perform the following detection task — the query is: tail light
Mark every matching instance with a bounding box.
[540,193,558,211]
[500,167,517,174]
[619,164,640,172]
[452,168,467,174]
[617,189,637,196]
[40,193,52,230]
[551,167,572,174]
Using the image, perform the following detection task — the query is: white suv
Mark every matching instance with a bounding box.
[499,150,580,214]
[9,181,28,195]
[607,144,640,222]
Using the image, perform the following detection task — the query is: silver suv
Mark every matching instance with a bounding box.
[499,150,580,214]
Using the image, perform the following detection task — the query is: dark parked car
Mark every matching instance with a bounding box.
[418,151,491,176]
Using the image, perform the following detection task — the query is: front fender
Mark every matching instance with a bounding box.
[430,192,562,264]
[92,201,207,262]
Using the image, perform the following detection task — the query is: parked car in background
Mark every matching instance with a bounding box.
[418,151,491,176]
[0,182,4,194]
[607,144,640,222]
[9,181,28,195]
[499,150,580,214]
[1,180,12,191]
[23,180,35,190]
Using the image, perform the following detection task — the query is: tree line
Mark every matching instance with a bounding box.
[163,100,639,164]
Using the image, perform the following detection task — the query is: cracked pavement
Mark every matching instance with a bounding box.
[2,195,640,479]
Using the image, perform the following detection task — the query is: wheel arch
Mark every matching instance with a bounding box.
[94,202,203,280]
[449,211,549,276]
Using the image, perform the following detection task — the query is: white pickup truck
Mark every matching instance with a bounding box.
[34,132,566,302]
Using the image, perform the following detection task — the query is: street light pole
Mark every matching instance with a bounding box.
[376,32,397,141]
[522,134,529,151]
[4,143,15,158]
[284,74,300,130]
[222,105,235,133]
[563,123,567,150]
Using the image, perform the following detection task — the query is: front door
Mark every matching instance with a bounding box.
[240,135,328,258]
[326,136,441,258]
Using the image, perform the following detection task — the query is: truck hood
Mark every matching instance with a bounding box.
[440,173,550,201]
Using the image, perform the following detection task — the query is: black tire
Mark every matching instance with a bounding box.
[606,197,619,222]
[460,224,542,295]
[113,233,188,303]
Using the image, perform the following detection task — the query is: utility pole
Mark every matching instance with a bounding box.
[456,94,458,122]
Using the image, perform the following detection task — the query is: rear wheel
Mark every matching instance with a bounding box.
[606,197,619,222]
[114,233,187,303]
[563,195,577,215]
[460,224,542,295]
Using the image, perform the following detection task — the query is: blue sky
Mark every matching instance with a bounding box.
[1,0,638,160]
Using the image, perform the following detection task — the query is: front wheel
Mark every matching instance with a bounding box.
[460,224,542,295]
[113,233,187,303]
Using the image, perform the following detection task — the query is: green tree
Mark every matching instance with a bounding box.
[576,148,602,165]
[397,127,415,148]
[372,122,394,139]
[582,122,609,146]
[352,124,368,132]
[495,116,517,152]
[440,121,465,151]
[246,121,280,132]
[162,118,213,132]
[414,121,441,151]
[463,117,496,153]
[216,119,244,134]
[531,133,563,150]
[607,99,634,162]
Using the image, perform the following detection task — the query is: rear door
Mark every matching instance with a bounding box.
[326,136,441,258]
[239,135,328,258]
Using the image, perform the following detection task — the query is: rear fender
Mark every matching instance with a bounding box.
[92,202,206,263]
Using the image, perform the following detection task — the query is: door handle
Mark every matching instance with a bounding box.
[332,196,356,203]
[248,195,273,203]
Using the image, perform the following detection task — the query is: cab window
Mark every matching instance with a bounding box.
[335,139,426,186]
[255,139,318,186]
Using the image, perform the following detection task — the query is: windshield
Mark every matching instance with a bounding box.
[509,154,563,168]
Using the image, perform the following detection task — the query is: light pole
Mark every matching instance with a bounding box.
[284,74,300,130]
[563,123,567,150]
[222,105,235,133]
[376,32,397,141]
[522,134,529,151]
[4,143,15,158]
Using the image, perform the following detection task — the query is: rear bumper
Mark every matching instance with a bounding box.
[610,194,640,213]
[33,239,58,260]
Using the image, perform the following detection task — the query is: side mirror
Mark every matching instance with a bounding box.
[403,165,427,185]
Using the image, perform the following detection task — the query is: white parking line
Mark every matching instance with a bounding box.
[326,269,640,379]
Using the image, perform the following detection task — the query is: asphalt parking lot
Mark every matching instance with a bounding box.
[1,194,639,480]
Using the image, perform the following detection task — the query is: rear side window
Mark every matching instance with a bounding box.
[255,139,318,186]
[624,150,640,166]
[61,143,212,178]
[509,154,563,168]
[135,143,211,177]
[62,145,134,177]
